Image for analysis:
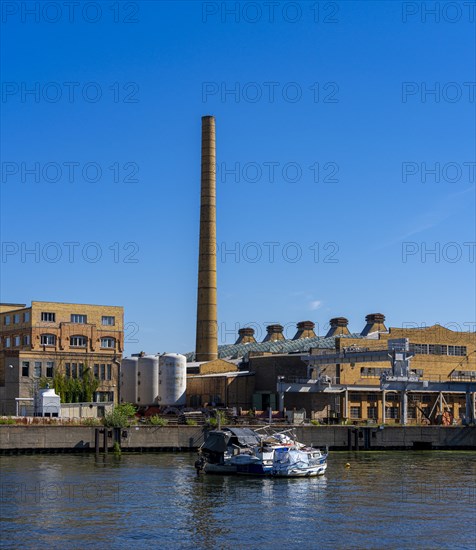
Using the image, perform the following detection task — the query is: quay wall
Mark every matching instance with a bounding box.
[0,425,475,453]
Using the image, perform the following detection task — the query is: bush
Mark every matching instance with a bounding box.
[149,415,168,426]
[81,417,101,426]
[310,419,320,426]
[185,419,197,426]
[103,403,137,428]
[0,417,16,425]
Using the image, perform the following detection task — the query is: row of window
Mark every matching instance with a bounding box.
[65,363,113,381]
[40,312,115,326]
[22,361,54,378]
[349,406,401,419]
[2,335,116,349]
[21,361,113,381]
[409,343,467,356]
[4,312,30,325]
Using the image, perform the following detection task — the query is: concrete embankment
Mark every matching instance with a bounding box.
[0,425,475,453]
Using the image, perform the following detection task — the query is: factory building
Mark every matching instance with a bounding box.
[0,301,124,415]
[186,315,476,424]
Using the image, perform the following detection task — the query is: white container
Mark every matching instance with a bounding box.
[137,354,160,405]
[120,357,139,404]
[34,387,61,417]
[158,353,187,406]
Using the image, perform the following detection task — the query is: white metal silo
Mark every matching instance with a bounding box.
[158,353,187,406]
[137,354,160,405]
[120,356,138,404]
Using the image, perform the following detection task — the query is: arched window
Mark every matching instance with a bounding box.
[70,335,87,347]
[100,337,115,349]
[40,334,56,346]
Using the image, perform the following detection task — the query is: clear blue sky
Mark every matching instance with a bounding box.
[1,1,475,355]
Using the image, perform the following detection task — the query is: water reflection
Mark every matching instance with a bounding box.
[0,452,474,549]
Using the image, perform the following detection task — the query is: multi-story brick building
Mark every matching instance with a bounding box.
[0,301,124,415]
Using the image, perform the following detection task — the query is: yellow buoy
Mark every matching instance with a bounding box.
[345,463,351,468]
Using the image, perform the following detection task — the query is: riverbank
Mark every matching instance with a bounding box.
[1,424,475,453]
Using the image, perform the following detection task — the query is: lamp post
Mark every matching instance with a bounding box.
[277,376,285,418]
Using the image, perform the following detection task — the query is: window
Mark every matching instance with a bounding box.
[100,337,115,349]
[71,314,87,324]
[367,394,378,402]
[350,406,361,419]
[4,315,10,325]
[22,361,30,376]
[40,334,56,346]
[13,314,20,324]
[14,336,20,346]
[367,406,378,419]
[65,363,71,378]
[95,391,114,403]
[71,363,78,379]
[361,367,390,377]
[410,343,428,354]
[448,346,467,356]
[386,407,399,419]
[100,364,106,380]
[429,344,447,355]
[46,362,54,378]
[34,362,42,378]
[23,312,30,322]
[70,335,87,347]
[94,364,99,378]
[79,363,84,377]
[5,337,11,347]
[106,364,112,380]
[386,393,398,401]
[41,312,55,322]
[102,316,115,326]
[23,335,30,346]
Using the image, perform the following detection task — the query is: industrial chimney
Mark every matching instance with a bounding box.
[235,327,257,345]
[325,317,350,337]
[263,324,285,342]
[361,313,387,336]
[195,116,218,362]
[293,321,317,340]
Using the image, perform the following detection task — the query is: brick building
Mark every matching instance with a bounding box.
[185,315,476,424]
[0,301,124,415]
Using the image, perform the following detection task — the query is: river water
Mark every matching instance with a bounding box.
[0,451,475,549]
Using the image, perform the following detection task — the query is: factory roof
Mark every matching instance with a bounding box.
[185,333,363,362]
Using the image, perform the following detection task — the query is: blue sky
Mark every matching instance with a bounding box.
[1,1,475,354]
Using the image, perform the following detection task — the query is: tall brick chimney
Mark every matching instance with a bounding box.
[235,327,256,345]
[263,324,284,342]
[293,320,316,340]
[195,116,218,362]
[361,313,387,336]
[325,317,350,337]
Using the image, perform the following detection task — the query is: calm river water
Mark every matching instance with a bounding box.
[0,451,475,549]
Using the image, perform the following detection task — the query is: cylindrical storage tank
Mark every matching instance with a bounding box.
[137,354,159,405]
[120,356,138,404]
[158,353,187,406]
